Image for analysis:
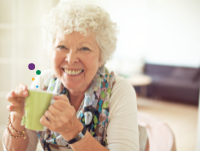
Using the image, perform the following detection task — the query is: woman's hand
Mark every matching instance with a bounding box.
[6,84,29,117]
[40,95,83,140]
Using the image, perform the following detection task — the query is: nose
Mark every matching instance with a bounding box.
[65,49,79,65]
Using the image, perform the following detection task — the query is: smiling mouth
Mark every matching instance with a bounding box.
[62,68,84,75]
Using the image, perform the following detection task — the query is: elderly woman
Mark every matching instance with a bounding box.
[3,1,139,151]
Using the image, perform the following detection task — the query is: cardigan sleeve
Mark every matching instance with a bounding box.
[106,76,139,151]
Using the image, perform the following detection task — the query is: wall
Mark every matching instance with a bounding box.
[60,0,200,75]
[0,0,60,124]
[144,0,200,68]
[102,0,200,74]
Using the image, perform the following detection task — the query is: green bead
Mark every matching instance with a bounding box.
[36,70,41,75]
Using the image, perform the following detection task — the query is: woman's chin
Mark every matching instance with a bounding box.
[62,80,82,90]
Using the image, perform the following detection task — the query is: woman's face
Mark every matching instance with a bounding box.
[51,31,102,93]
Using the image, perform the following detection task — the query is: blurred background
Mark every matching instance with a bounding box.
[0,0,199,151]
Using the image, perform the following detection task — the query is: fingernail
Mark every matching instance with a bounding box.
[23,92,27,95]
[11,91,15,96]
[7,105,12,111]
[23,86,26,90]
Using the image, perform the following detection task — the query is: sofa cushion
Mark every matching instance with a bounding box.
[170,67,198,81]
[156,78,199,90]
[144,64,174,77]
[193,67,200,81]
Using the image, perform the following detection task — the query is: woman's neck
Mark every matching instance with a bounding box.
[68,90,85,112]
[60,84,86,111]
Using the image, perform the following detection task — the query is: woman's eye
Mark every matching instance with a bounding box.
[56,45,67,50]
[81,47,90,51]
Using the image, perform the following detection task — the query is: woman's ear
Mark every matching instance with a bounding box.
[98,59,103,68]
[99,61,104,68]
[98,54,103,68]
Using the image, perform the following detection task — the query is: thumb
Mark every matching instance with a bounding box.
[54,94,69,102]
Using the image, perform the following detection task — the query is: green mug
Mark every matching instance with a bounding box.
[21,89,57,131]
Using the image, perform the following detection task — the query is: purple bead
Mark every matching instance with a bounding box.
[28,63,35,70]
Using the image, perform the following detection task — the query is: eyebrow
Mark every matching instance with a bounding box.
[55,39,96,49]
[79,41,93,47]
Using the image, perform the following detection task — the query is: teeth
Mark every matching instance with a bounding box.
[64,69,82,75]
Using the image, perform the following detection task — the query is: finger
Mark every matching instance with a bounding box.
[6,90,15,100]
[7,105,12,111]
[13,83,28,98]
[40,115,51,128]
[54,95,69,103]
[48,105,61,116]
[16,83,27,91]
[6,90,13,101]
[8,97,25,106]
[44,111,55,122]
[52,100,68,112]
[14,88,28,98]
[6,91,25,105]
[53,95,70,111]
[7,104,24,115]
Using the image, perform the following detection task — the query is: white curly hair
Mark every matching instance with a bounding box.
[42,1,118,64]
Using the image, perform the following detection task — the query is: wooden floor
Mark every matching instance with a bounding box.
[137,97,198,151]
[0,98,198,151]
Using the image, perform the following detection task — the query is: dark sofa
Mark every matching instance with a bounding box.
[143,63,200,105]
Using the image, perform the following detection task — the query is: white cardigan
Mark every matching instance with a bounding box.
[3,69,139,151]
